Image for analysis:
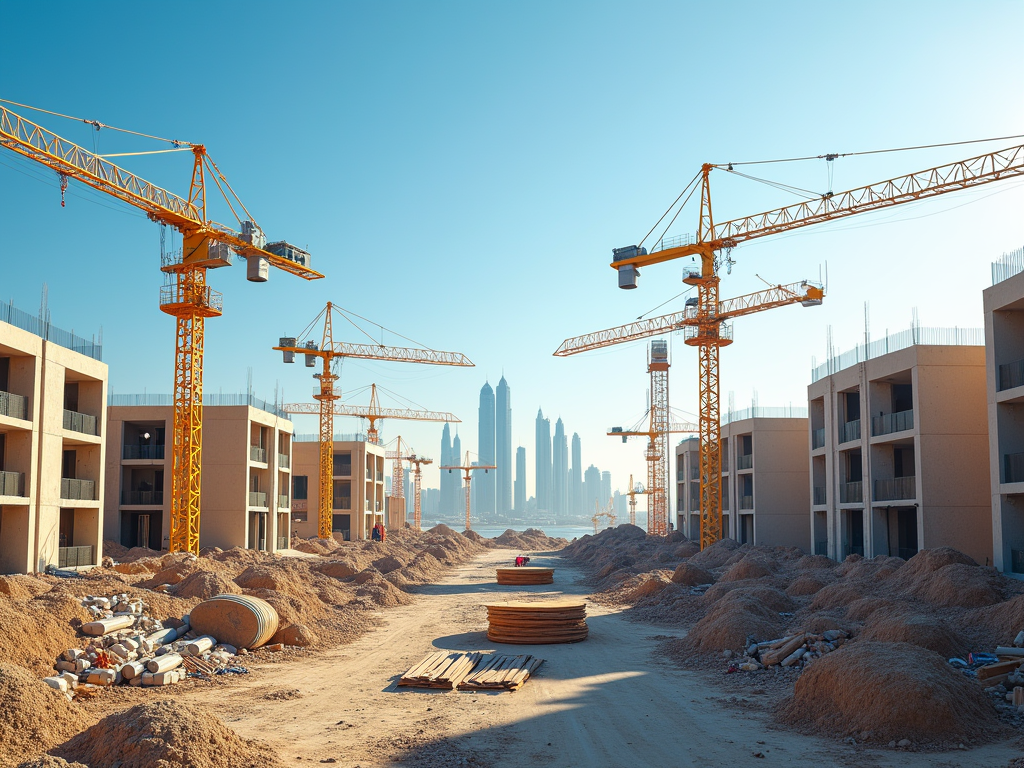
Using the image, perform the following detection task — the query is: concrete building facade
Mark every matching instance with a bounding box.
[808,338,991,565]
[675,410,809,548]
[984,261,1024,574]
[105,399,292,553]
[290,437,386,541]
[0,313,107,574]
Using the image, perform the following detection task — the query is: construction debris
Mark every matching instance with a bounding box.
[496,567,554,585]
[486,601,588,644]
[398,651,544,692]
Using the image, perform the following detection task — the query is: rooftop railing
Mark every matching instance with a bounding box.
[723,405,808,424]
[108,392,291,420]
[0,298,102,360]
[992,244,1024,285]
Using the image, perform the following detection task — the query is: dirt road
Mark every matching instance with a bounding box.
[187,548,1020,768]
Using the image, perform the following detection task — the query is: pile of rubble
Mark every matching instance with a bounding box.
[727,629,850,672]
[42,593,256,698]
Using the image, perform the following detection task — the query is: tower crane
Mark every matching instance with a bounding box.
[275,302,472,539]
[439,452,496,531]
[0,100,325,555]
[604,340,698,536]
[625,475,646,528]
[558,139,1024,550]
[334,383,460,446]
[384,437,433,531]
[591,499,617,535]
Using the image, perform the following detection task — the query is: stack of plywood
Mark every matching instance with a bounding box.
[457,653,544,692]
[397,651,482,689]
[486,601,588,644]
[496,567,554,585]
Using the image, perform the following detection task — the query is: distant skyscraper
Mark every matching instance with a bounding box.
[478,382,496,516]
[440,423,453,515]
[584,464,601,516]
[601,471,612,509]
[535,409,552,511]
[613,490,626,520]
[495,376,512,515]
[570,432,582,516]
[514,446,526,514]
[552,418,568,515]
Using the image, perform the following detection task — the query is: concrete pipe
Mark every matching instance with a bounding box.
[81,615,135,636]
[121,661,146,680]
[146,653,183,674]
[186,636,216,655]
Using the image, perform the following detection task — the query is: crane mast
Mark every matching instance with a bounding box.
[0,102,324,555]
[385,438,433,531]
[439,452,496,531]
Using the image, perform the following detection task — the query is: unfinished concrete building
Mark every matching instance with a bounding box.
[808,331,991,564]
[675,408,810,548]
[290,435,386,541]
[104,397,293,553]
[985,250,1024,575]
[0,303,107,574]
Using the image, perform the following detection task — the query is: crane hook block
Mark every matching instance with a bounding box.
[612,245,645,290]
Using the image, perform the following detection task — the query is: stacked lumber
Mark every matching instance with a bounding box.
[496,567,554,585]
[398,651,483,689]
[486,601,588,644]
[458,653,544,692]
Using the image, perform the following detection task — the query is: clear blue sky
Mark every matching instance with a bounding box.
[2,1,1023,502]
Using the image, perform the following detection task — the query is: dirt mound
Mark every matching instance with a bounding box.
[719,555,776,582]
[354,576,413,608]
[315,560,358,579]
[786,574,830,597]
[621,572,674,601]
[904,563,1003,608]
[671,562,713,586]
[845,597,902,622]
[685,595,784,652]
[461,529,486,543]
[0,663,89,768]
[673,541,700,558]
[794,554,835,571]
[234,565,289,591]
[174,570,242,600]
[967,594,1024,646]
[0,575,51,600]
[0,590,89,676]
[688,538,741,569]
[291,538,336,555]
[776,641,998,744]
[57,700,283,768]
[713,584,795,614]
[371,555,406,574]
[860,611,967,658]
[428,523,457,537]
[17,757,88,768]
[809,582,871,611]
[900,547,978,577]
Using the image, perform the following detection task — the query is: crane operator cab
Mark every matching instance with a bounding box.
[613,245,646,289]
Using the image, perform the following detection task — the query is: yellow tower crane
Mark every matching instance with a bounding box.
[439,452,496,531]
[591,499,617,535]
[385,437,434,531]
[558,139,1024,549]
[604,340,698,535]
[330,383,461,447]
[0,99,325,554]
[275,303,472,539]
[625,475,646,528]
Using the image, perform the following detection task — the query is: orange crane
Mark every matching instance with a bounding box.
[332,383,460,446]
[558,139,1024,549]
[591,499,617,535]
[625,474,645,528]
[275,302,472,539]
[439,452,496,531]
[0,99,324,555]
[385,437,433,531]
[604,340,698,535]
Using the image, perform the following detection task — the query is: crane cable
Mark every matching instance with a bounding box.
[0,98,195,147]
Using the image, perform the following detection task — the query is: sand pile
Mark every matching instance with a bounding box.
[55,700,283,768]
[0,663,88,768]
[492,528,568,550]
[776,641,1000,744]
[859,610,966,658]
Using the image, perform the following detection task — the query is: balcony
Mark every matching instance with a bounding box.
[63,409,98,436]
[813,486,826,505]
[276,536,288,550]
[0,470,24,497]
[376,471,384,482]
[122,444,165,460]
[872,409,914,437]
[248,491,268,508]
[334,496,351,511]
[1005,452,1024,484]
[812,428,825,449]
[278,453,290,469]
[122,490,163,505]
[873,476,916,502]
[278,494,289,509]
[838,420,861,444]
[250,446,268,463]
[58,545,94,568]
[814,541,828,556]
[0,390,28,420]
[739,495,753,510]
[61,478,96,501]
[736,454,753,471]
[999,359,1024,392]
[839,481,862,504]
